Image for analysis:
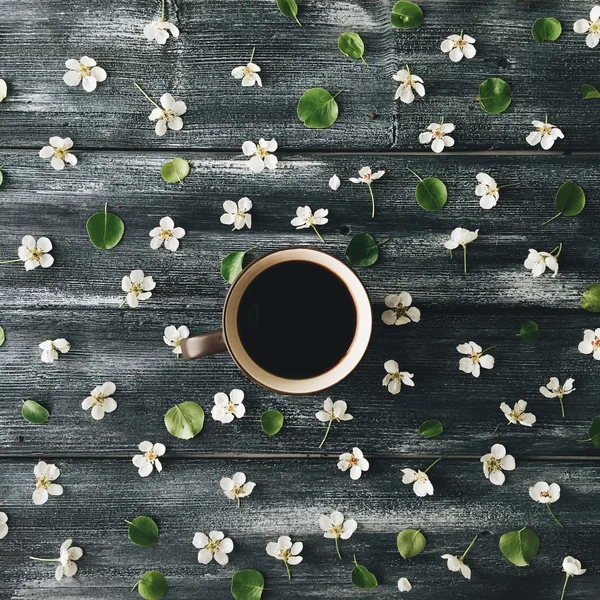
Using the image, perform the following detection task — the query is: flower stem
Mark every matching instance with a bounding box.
[497,182,520,189]
[558,395,565,418]
[546,503,563,528]
[161,0,165,21]
[236,496,240,508]
[367,184,375,218]
[540,212,562,226]
[284,559,291,580]
[463,246,467,274]
[311,224,325,243]
[133,82,161,110]
[334,536,342,560]
[424,456,442,473]
[481,345,496,355]
[559,573,570,600]
[550,242,563,258]
[250,47,256,62]
[319,418,333,448]
[119,297,128,308]
[407,167,422,181]
[459,535,478,561]
[0,259,21,264]
[29,556,59,562]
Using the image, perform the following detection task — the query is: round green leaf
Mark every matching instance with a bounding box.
[0,325,4,346]
[161,158,190,184]
[499,528,540,567]
[582,84,600,100]
[261,409,284,436]
[221,246,257,284]
[127,516,159,547]
[478,78,512,115]
[531,17,562,42]
[338,32,365,62]
[351,560,378,589]
[164,401,205,440]
[390,1,423,29]
[136,571,167,600]
[276,0,301,25]
[0,79,6,102]
[582,284,600,313]
[297,88,340,129]
[231,569,265,600]
[418,420,443,439]
[345,233,388,267]
[22,400,49,424]
[588,416,600,447]
[519,320,539,342]
[86,203,125,250]
[555,181,585,217]
[415,177,447,211]
[397,529,427,559]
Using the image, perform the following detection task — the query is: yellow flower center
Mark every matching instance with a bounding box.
[206,538,221,554]
[78,64,92,77]
[145,450,159,463]
[590,21,600,33]
[36,476,50,490]
[129,282,143,297]
[539,124,553,136]
[592,337,600,350]
[92,393,106,407]
[255,146,268,159]
[487,457,501,471]
[432,128,445,139]
[540,491,551,498]
[329,524,343,537]
[456,37,467,48]
[470,350,482,363]
[54,148,68,160]
[159,228,173,240]
[231,484,244,497]
[242,65,254,77]
[347,456,359,467]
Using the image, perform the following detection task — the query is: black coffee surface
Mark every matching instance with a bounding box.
[237,261,357,379]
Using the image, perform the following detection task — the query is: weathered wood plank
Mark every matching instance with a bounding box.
[0,151,597,310]
[0,458,597,599]
[0,1,599,150]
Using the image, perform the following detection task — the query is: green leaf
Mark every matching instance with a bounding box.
[261,409,284,436]
[231,569,265,600]
[221,246,257,284]
[164,401,205,440]
[297,88,340,129]
[0,79,6,102]
[390,1,424,29]
[127,516,159,547]
[582,84,600,100]
[555,181,585,217]
[135,571,167,600]
[531,17,562,42]
[582,284,600,312]
[499,528,540,567]
[22,400,49,424]
[588,416,600,447]
[518,320,539,342]
[478,78,512,115]
[351,557,378,589]
[338,32,366,63]
[161,158,190,183]
[418,420,443,439]
[0,324,4,346]
[345,233,388,267]
[414,176,447,211]
[86,203,125,250]
[397,529,427,559]
[276,0,301,26]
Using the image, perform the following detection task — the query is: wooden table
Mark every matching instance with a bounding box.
[1,1,598,598]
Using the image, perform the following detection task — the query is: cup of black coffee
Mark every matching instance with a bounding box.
[181,247,372,395]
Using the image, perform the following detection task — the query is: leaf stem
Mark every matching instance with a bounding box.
[332,89,344,100]
[0,259,21,264]
[546,503,563,528]
[459,534,478,561]
[161,0,165,21]
[311,224,325,243]
[250,47,256,63]
[558,395,565,418]
[334,536,342,560]
[407,167,422,181]
[424,456,442,473]
[540,212,562,226]
[319,418,333,448]
[361,56,369,67]
[284,559,291,580]
[367,184,375,218]
[377,237,390,247]
[463,246,467,274]
[559,573,570,600]
[293,14,302,27]
[133,82,161,110]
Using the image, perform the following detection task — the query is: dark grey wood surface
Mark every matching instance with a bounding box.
[1,1,599,599]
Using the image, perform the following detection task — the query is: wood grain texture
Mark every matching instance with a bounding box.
[1,458,598,600]
[0,0,598,150]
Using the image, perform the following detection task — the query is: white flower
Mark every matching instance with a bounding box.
[0,512,8,539]
[578,329,600,360]
[382,292,421,326]
[144,19,180,45]
[349,166,385,185]
[540,377,575,417]
[32,461,63,505]
[193,531,234,565]
[291,206,328,230]
[121,269,156,308]
[221,198,253,230]
[39,338,70,364]
[526,118,564,150]
[163,325,190,355]
[242,138,278,173]
[63,56,106,92]
[220,472,255,506]
[529,481,560,504]
[149,216,186,251]
[398,577,412,592]
[574,5,600,48]
[39,137,77,171]
[56,539,83,581]
[148,93,187,136]
[382,360,414,395]
[319,511,357,540]
[211,389,245,423]
[562,556,586,576]
[475,173,499,209]
[393,66,425,104]
[441,32,476,62]
[18,236,54,270]
[457,341,494,377]
[0,79,6,102]
[419,121,455,153]
[445,227,478,250]
[524,248,559,277]
[480,443,515,486]
[441,554,472,579]
[132,441,165,477]
[401,468,434,497]
[232,62,262,87]
[316,398,353,448]
[337,447,369,480]
[82,381,117,420]
[266,535,303,579]
[329,174,341,191]
[500,400,536,427]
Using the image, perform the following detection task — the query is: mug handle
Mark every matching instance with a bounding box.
[181,329,227,360]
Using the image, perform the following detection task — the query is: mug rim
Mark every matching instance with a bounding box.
[222,247,372,395]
